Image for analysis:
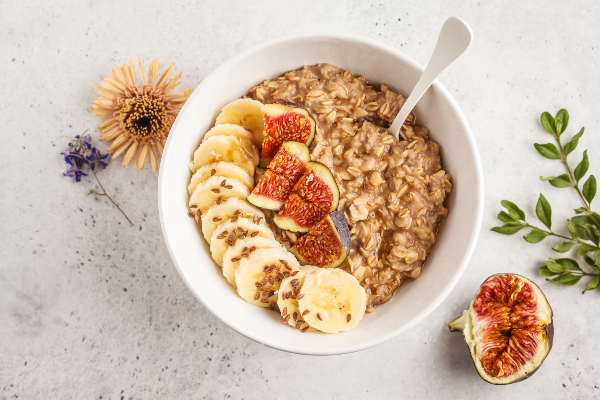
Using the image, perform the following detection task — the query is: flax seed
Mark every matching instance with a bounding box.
[302,310,310,316]
[225,185,233,189]
[347,313,352,322]
[231,216,239,223]
[295,322,302,329]
[250,231,259,237]
[293,312,298,321]
[261,299,269,303]
[212,217,221,222]
[234,209,241,215]
[301,326,309,333]
[249,246,256,251]
[220,180,227,187]
[190,204,198,209]
[215,196,223,205]
[282,307,287,316]
[283,315,290,323]
[296,294,304,300]
[211,188,220,193]
[210,169,216,176]
[317,313,323,321]
[231,257,240,262]
[188,211,195,218]
[268,276,274,285]
[254,293,260,300]
[291,271,299,276]
[283,272,290,278]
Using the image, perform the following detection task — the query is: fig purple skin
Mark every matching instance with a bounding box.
[329,210,350,254]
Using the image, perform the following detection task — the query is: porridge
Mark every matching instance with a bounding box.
[246,64,451,313]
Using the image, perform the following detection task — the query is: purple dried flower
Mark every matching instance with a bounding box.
[61,131,133,226]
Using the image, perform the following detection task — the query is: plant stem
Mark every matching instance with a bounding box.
[523,222,600,250]
[90,169,134,226]
[554,133,600,227]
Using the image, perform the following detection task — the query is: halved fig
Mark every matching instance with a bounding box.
[260,100,316,167]
[247,141,310,210]
[273,161,339,232]
[290,215,348,268]
[449,274,554,385]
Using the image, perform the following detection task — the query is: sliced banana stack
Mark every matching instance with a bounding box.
[189,176,250,215]
[297,268,367,333]
[189,135,256,176]
[222,237,283,287]
[235,248,300,308]
[201,197,265,242]
[188,162,255,195]
[277,265,320,332]
[186,98,368,334]
[209,216,275,266]
[215,98,265,147]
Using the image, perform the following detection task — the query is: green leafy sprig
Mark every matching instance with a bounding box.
[492,109,600,293]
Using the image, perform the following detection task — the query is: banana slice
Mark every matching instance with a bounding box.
[297,268,367,333]
[188,135,256,175]
[188,162,255,195]
[235,248,300,308]
[222,237,283,287]
[201,198,265,243]
[203,124,259,167]
[209,216,275,266]
[215,98,265,147]
[277,265,320,332]
[189,176,250,215]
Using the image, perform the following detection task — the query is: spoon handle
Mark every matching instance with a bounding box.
[389,17,473,139]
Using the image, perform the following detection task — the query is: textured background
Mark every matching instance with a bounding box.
[1,0,599,399]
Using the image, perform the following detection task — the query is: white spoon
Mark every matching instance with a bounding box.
[388,17,473,139]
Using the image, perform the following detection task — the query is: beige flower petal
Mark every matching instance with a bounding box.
[128,58,137,87]
[98,117,118,130]
[107,133,130,153]
[93,98,114,109]
[155,139,164,156]
[122,141,139,168]
[112,138,132,158]
[103,77,127,92]
[148,59,161,86]
[100,125,122,141]
[99,80,124,95]
[163,71,182,94]
[111,65,128,86]
[137,143,149,170]
[91,105,114,118]
[138,56,146,86]
[93,86,116,101]
[156,63,174,90]
[148,143,158,173]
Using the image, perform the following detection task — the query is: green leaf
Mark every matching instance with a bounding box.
[574,207,588,214]
[547,174,572,188]
[582,175,596,204]
[579,244,596,255]
[552,242,575,253]
[555,109,569,135]
[574,150,589,182]
[591,213,600,229]
[540,112,557,135]
[549,273,582,286]
[568,221,578,239]
[563,127,584,156]
[501,200,526,221]
[551,258,581,271]
[535,194,552,229]
[571,215,592,226]
[595,250,600,266]
[584,225,600,246]
[539,266,558,277]
[583,276,600,293]
[534,143,562,160]
[546,260,565,273]
[491,224,524,235]
[540,176,556,181]
[583,253,596,267]
[497,211,520,225]
[524,227,548,243]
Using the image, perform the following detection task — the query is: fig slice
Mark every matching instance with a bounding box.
[247,141,310,210]
[273,161,340,232]
[290,214,348,268]
[260,100,316,167]
[449,274,554,385]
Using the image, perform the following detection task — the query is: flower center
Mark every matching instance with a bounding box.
[120,95,168,140]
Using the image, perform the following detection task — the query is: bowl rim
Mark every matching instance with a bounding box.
[158,31,484,355]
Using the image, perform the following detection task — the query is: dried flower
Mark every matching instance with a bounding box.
[91,57,192,173]
[62,132,133,226]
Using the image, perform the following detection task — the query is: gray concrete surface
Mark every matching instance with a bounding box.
[1,0,599,398]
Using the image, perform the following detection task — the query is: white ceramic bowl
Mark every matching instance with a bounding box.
[158,32,483,355]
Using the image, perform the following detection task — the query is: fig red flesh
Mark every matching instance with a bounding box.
[260,102,316,167]
[449,274,553,385]
[290,215,348,268]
